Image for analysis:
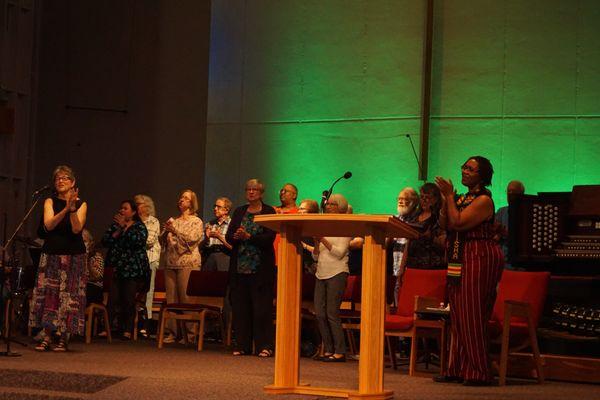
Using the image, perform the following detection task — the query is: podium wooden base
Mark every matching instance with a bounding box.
[256,215,418,400]
[264,385,393,399]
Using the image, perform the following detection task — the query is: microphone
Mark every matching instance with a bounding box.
[405,134,423,179]
[321,171,352,210]
[31,185,51,198]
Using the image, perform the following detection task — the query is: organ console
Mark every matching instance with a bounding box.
[509,185,600,269]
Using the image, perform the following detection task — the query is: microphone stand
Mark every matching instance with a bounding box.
[320,174,349,211]
[0,194,44,356]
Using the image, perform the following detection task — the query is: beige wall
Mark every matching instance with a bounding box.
[33,0,211,237]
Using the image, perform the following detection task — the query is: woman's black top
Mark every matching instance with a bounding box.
[38,196,86,255]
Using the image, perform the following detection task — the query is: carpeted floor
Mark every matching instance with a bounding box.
[0,337,597,399]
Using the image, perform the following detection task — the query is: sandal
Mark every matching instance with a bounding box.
[35,339,51,352]
[315,352,333,361]
[53,339,67,352]
[322,354,346,362]
[232,350,247,356]
[258,349,273,358]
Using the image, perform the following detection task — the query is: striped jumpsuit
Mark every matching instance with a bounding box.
[446,217,504,382]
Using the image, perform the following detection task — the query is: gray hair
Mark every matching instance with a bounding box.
[328,193,349,213]
[134,194,157,217]
[245,178,265,193]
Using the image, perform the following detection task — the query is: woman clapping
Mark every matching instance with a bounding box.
[102,200,150,340]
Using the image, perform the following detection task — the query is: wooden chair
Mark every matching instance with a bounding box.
[339,275,362,355]
[85,267,113,344]
[489,270,550,385]
[157,270,229,351]
[384,268,447,376]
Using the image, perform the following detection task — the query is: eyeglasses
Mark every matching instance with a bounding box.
[55,176,72,182]
[213,204,228,210]
[279,189,295,194]
[461,165,479,173]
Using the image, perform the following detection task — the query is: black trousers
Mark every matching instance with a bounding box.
[230,273,274,353]
[107,277,146,334]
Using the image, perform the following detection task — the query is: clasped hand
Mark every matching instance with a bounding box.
[65,188,79,212]
[113,213,126,228]
[233,227,250,240]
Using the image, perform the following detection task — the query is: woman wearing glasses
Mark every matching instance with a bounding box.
[312,193,352,362]
[226,179,276,357]
[161,189,204,343]
[434,156,504,386]
[30,165,88,352]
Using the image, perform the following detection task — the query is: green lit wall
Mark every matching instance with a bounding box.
[204,0,600,218]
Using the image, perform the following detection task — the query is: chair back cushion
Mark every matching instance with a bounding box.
[186,270,229,297]
[102,266,114,292]
[491,270,550,328]
[154,269,166,292]
[396,268,446,317]
[342,275,358,302]
[302,273,316,302]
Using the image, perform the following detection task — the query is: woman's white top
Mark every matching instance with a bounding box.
[314,236,351,280]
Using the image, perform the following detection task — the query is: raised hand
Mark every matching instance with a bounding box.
[435,177,454,197]
[66,188,79,212]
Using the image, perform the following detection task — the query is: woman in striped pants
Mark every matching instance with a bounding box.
[434,156,504,386]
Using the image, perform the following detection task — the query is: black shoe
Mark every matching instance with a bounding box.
[433,375,464,383]
[463,379,491,386]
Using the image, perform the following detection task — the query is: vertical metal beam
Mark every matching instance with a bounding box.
[419,0,435,181]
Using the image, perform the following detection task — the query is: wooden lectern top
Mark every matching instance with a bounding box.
[254,213,418,239]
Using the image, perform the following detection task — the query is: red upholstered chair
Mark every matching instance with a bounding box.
[489,270,550,385]
[157,270,230,351]
[384,268,447,376]
[339,275,362,354]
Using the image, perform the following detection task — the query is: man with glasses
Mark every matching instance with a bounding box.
[202,197,233,272]
[275,183,299,214]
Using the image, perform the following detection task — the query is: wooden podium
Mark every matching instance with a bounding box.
[255,214,418,399]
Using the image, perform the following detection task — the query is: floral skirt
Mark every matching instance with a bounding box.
[29,253,87,335]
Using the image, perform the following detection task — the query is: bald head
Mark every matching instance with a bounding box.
[507,180,525,203]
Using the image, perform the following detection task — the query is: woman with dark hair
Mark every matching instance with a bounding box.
[434,156,504,386]
[30,165,87,351]
[404,182,447,270]
[102,200,150,340]
[226,178,276,357]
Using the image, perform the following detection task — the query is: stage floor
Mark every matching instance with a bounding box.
[0,337,596,399]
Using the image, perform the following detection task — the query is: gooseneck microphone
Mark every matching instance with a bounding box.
[31,185,52,198]
[405,134,423,178]
[321,171,352,210]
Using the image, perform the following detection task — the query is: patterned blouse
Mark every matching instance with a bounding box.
[236,212,263,274]
[87,252,105,287]
[164,215,203,269]
[102,221,150,280]
[143,215,161,265]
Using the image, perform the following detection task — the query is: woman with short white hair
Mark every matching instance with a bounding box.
[134,194,161,337]
[312,193,351,362]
